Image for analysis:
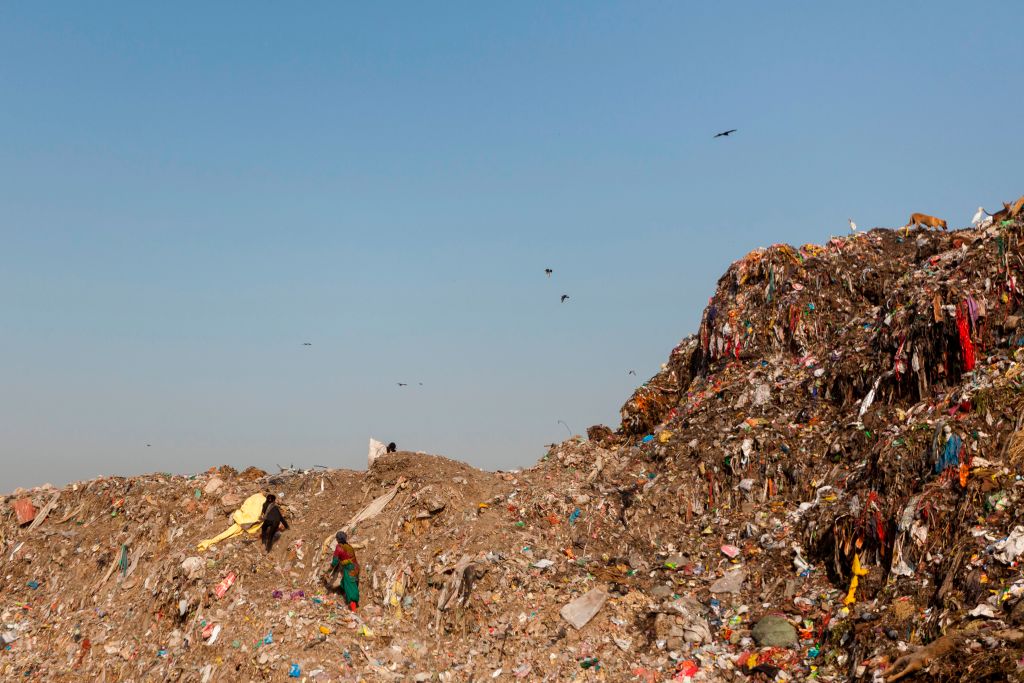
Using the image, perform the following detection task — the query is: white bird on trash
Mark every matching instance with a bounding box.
[973,207,995,229]
[849,218,857,233]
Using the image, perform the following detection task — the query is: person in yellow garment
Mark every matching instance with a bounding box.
[329,531,360,611]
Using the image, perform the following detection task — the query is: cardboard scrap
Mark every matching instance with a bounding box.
[12,499,36,526]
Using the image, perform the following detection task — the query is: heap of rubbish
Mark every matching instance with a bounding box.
[4,209,1024,682]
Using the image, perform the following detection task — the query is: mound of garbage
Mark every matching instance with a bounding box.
[4,214,1024,682]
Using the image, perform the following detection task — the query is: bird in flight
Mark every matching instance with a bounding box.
[544,268,553,278]
[713,129,737,138]
[303,342,312,346]
[146,444,151,447]
[397,383,407,387]
[560,294,569,303]
[628,370,637,376]
[848,218,857,233]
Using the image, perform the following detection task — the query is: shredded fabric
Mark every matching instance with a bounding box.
[936,433,963,474]
[956,302,976,371]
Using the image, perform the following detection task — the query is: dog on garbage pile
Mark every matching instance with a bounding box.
[991,202,1012,225]
[905,213,948,231]
[1010,196,1024,219]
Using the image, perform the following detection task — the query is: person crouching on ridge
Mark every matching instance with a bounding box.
[259,494,289,552]
[330,531,360,611]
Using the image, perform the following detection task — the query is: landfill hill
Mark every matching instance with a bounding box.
[5,214,1024,682]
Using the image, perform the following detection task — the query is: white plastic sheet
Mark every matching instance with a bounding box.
[368,438,387,467]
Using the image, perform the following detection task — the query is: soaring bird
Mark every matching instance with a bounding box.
[397,383,407,387]
[713,129,737,138]
[848,218,857,233]
[972,206,987,226]
[303,342,312,346]
[628,370,637,376]
[544,268,553,277]
[560,294,569,303]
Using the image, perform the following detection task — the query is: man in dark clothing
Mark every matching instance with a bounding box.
[260,494,289,552]
[260,493,276,518]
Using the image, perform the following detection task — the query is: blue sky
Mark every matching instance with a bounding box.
[2,3,1022,488]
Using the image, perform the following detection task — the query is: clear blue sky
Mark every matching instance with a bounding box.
[2,3,1022,489]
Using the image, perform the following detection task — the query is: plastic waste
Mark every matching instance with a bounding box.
[214,571,236,599]
[560,589,608,629]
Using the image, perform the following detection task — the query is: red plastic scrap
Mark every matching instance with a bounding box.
[12,499,36,526]
[956,302,976,371]
[214,571,236,599]
[673,660,700,678]
[74,638,91,669]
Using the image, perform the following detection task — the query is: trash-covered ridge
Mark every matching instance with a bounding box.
[4,218,1024,682]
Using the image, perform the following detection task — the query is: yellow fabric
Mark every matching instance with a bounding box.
[843,553,869,605]
[232,493,268,526]
[197,493,267,551]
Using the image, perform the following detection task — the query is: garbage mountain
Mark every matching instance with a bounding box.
[4,215,1024,682]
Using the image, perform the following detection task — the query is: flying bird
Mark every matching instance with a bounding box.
[713,129,737,138]
[397,383,407,387]
[146,444,151,447]
[544,268,553,277]
[560,294,569,303]
[848,218,857,233]
[303,342,312,346]
[628,370,637,376]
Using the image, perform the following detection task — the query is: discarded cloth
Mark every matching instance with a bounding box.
[197,493,267,551]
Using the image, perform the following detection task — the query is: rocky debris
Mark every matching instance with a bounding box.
[751,615,797,647]
[3,215,1024,681]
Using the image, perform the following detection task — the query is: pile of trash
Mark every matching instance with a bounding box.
[4,213,1024,681]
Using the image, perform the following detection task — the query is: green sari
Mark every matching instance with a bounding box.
[332,542,360,605]
[340,563,359,604]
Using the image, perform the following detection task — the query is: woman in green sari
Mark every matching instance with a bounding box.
[330,531,360,611]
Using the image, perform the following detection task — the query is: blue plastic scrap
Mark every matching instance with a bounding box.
[935,434,962,473]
